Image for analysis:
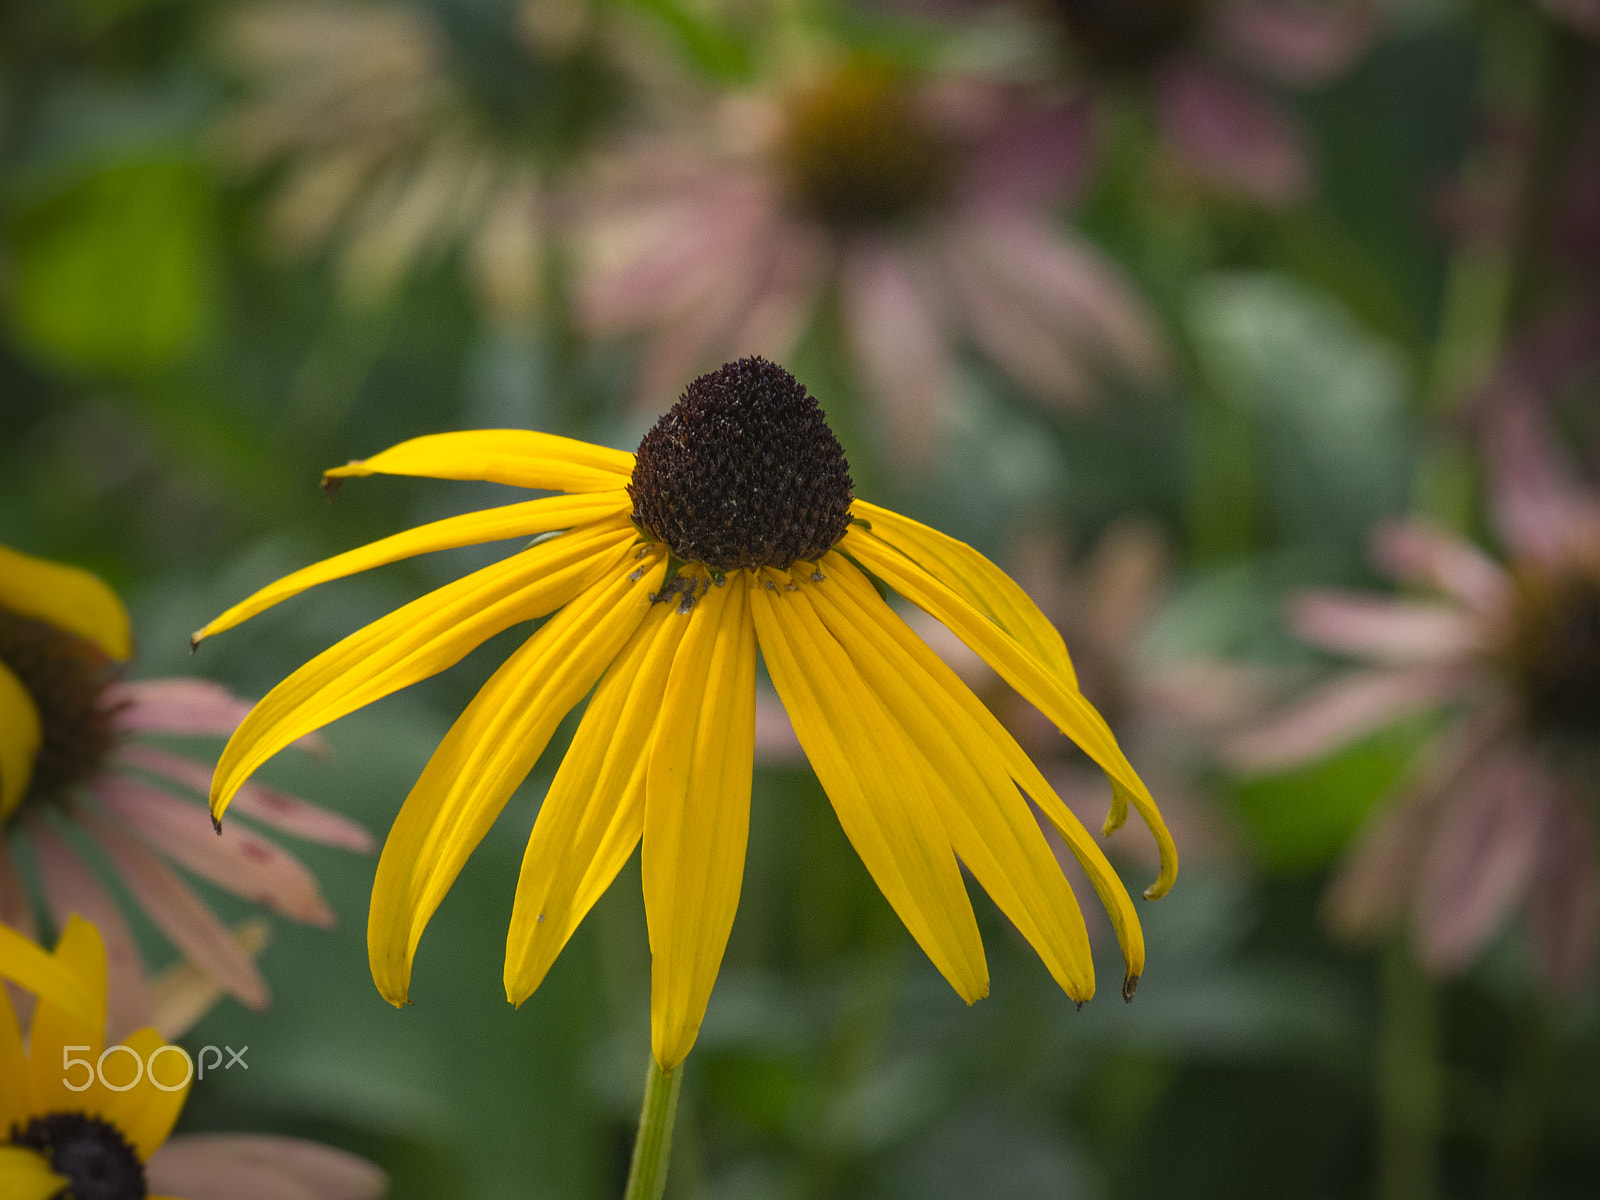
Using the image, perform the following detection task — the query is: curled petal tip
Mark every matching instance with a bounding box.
[188,632,202,653]
[1123,973,1139,1002]
[1143,879,1171,901]
[211,813,223,835]
[320,473,348,500]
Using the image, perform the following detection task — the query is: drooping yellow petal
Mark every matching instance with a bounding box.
[824,552,1146,992]
[806,567,1095,1001]
[96,1027,189,1161]
[505,601,688,1005]
[644,574,758,1071]
[850,501,1077,688]
[26,917,108,1117]
[323,430,636,494]
[752,573,989,1003]
[0,544,131,660]
[210,519,636,823]
[0,1147,67,1200]
[0,960,39,1125]
[0,919,100,1032]
[194,489,632,643]
[0,660,40,821]
[368,553,667,1006]
[843,527,1177,899]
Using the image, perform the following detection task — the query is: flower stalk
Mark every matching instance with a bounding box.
[624,1058,682,1200]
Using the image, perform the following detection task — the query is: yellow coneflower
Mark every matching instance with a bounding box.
[0,917,387,1200]
[198,356,1176,1073]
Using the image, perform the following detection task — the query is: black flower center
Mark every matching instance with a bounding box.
[1503,560,1600,744]
[1048,0,1203,73]
[777,62,953,228]
[9,1113,147,1200]
[630,357,854,572]
[0,606,122,819]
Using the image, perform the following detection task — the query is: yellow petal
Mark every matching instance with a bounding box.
[850,501,1077,688]
[843,526,1178,900]
[195,489,632,643]
[95,1027,189,1161]
[26,917,108,1116]
[0,1147,68,1200]
[751,573,988,1004]
[0,965,37,1127]
[0,919,101,1032]
[505,601,687,1004]
[368,554,667,1006]
[824,553,1146,992]
[211,519,636,823]
[808,565,1095,1001]
[0,660,40,821]
[644,574,758,1071]
[0,544,131,660]
[323,430,636,494]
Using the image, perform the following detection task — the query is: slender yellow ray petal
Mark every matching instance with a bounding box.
[323,430,636,494]
[843,528,1177,900]
[0,920,100,1030]
[0,1147,67,1200]
[505,602,687,1004]
[368,554,667,1006]
[752,576,988,1003]
[0,661,40,821]
[645,575,758,1071]
[97,1027,188,1161]
[850,501,1077,688]
[210,519,636,823]
[0,544,131,660]
[194,490,632,642]
[26,917,107,1116]
[0,976,33,1128]
[805,575,1095,1001]
[824,553,1146,992]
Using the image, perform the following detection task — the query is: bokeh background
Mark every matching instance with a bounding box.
[3,0,1599,1196]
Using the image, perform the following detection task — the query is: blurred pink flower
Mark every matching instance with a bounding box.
[570,60,1168,466]
[1227,396,1600,993]
[1023,0,1380,206]
[146,1134,388,1200]
[1,547,374,1036]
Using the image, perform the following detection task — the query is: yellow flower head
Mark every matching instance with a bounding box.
[198,357,1176,1070]
[0,917,189,1200]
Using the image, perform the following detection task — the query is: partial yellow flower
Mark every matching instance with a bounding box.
[198,357,1177,1070]
[0,917,387,1200]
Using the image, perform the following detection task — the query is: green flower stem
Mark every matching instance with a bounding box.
[624,1057,682,1200]
[1378,937,1440,1200]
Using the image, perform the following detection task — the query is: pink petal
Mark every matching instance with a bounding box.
[1541,0,1600,37]
[1414,746,1553,973]
[1225,665,1470,773]
[964,92,1098,212]
[149,919,272,1040]
[119,744,375,852]
[753,692,805,764]
[1210,0,1379,88]
[148,1135,387,1200]
[839,239,952,470]
[1155,60,1311,206]
[1482,387,1600,567]
[1081,518,1169,658]
[1135,659,1281,731]
[1320,712,1506,942]
[962,217,1168,386]
[1289,591,1483,664]
[27,819,153,1041]
[719,224,830,368]
[1526,789,1600,995]
[96,774,334,928]
[1371,520,1510,617]
[109,678,327,754]
[78,806,271,1010]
